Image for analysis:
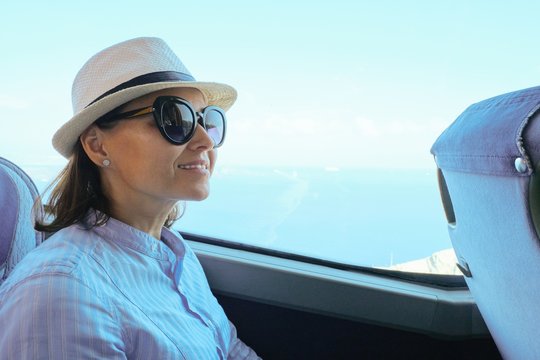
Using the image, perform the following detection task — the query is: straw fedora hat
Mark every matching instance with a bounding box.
[52,37,237,158]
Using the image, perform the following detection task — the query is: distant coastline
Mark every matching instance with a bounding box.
[25,164,452,273]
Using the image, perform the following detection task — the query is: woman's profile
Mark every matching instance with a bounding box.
[0,37,260,359]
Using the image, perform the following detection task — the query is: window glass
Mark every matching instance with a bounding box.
[3,0,539,276]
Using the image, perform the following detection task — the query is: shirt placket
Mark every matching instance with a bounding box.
[170,252,225,359]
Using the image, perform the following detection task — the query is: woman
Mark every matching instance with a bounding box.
[0,37,260,359]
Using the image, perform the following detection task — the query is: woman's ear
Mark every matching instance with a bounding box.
[80,125,109,167]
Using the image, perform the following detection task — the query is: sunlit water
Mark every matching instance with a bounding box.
[26,164,451,269]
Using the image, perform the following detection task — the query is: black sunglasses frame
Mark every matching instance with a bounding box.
[96,96,226,148]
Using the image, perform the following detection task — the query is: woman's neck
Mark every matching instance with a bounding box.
[107,201,174,240]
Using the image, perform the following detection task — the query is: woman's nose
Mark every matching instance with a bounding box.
[188,123,214,150]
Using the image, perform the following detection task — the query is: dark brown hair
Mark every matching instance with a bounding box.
[35,139,181,234]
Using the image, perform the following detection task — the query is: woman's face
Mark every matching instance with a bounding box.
[92,88,217,208]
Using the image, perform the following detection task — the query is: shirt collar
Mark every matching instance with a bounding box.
[161,226,187,259]
[87,210,186,261]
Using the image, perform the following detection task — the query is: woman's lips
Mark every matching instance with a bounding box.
[177,161,210,175]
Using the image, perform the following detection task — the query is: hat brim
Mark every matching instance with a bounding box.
[53,81,237,158]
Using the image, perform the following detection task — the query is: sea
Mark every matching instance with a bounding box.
[25,164,451,270]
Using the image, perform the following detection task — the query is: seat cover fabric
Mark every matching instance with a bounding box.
[431,85,540,360]
[0,157,43,284]
[432,85,540,176]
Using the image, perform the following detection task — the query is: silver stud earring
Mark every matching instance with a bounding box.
[102,159,111,167]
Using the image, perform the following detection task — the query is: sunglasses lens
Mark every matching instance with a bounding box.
[204,108,225,146]
[157,97,226,147]
[160,101,195,143]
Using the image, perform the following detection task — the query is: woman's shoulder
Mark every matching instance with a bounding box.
[35,223,102,264]
[0,223,102,295]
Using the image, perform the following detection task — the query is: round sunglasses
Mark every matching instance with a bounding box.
[96,96,226,147]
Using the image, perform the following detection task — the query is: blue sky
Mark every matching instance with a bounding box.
[2,0,540,169]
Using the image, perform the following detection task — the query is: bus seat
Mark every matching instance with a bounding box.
[0,157,43,286]
[431,85,540,360]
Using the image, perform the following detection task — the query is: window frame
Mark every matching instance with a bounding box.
[184,234,488,339]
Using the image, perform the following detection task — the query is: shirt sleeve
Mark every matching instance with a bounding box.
[227,321,262,360]
[0,273,127,360]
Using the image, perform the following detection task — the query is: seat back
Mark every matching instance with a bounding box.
[432,86,540,360]
[0,157,43,285]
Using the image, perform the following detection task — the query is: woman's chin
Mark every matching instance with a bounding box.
[192,192,209,201]
[182,188,210,201]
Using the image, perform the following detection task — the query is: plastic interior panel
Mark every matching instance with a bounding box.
[188,240,490,339]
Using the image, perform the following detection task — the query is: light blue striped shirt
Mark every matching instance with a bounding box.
[0,214,260,359]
